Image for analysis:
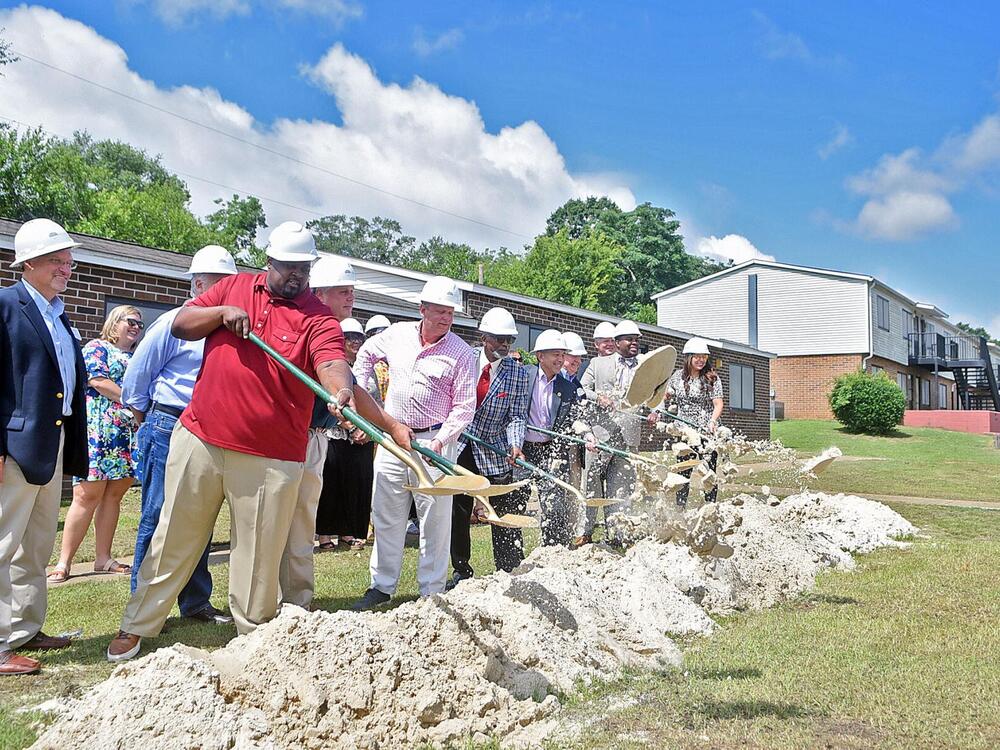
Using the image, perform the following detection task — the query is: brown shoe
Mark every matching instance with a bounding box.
[571,535,592,549]
[20,631,72,651]
[106,631,142,663]
[0,651,40,675]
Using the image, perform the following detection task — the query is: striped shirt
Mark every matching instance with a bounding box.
[354,321,477,446]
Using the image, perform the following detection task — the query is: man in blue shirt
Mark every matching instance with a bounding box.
[121,245,237,624]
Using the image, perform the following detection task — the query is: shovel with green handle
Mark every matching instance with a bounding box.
[247,332,489,496]
[463,431,617,509]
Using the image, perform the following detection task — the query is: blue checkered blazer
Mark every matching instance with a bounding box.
[460,352,530,478]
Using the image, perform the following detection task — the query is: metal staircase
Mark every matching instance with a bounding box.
[908,333,1000,411]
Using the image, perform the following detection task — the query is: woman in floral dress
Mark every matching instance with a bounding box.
[48,306,144,581]
[662,338,724,507]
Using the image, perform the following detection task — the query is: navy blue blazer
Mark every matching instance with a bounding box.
[0,281,88,485]
[524,365,581,433]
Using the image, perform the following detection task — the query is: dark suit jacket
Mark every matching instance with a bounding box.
[0,281,87,485]
[524,365,580,433]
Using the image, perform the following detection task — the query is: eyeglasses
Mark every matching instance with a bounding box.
[30,258,77,270]
[125,318,145,330]
[487,335,516,344]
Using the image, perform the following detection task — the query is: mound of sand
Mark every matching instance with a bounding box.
[30,492,916,750]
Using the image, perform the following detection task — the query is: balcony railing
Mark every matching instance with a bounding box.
[907,332,984,362]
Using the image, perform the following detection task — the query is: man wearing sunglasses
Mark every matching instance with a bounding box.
[0,219,88,674]
[449,307,530,585]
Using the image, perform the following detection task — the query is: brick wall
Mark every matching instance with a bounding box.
[465,290,772,441]
[771,353,863,419]
[0,248,190,341]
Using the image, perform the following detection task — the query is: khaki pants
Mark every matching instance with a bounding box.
[123,424,303,636]
[278,429,328,608]
[0,435,64,651]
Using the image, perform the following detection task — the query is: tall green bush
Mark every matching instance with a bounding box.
[828,370,906,434]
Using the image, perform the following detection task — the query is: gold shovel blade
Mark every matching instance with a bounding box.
[494,513,538,528]
[472,478,530,497]
[671,458,704,472]
[404,474,490,495]
[585,497,619,508]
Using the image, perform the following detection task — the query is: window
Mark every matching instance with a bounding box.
[871,365,883,375]
[938,383,948,410]
[896,372,906,392]
[920,378,930,406]
[104,296,175,328]
[906,374,913,406]
[876,295,890,331]
[729,364,755,410]
[904,311,915,338]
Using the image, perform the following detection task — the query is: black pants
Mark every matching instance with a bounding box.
[513,440,573,548]
[316,438,375,538]
[676,450,719,507]
[451,444,528,575]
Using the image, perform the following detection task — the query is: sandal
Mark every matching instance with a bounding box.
[46,564,70,583]
[317,541,337,551]
[350,539,366,551]
[99,559,131,575]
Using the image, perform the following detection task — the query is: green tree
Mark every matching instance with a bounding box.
[485,229,622,312]
[0,30,16,72]
[204,194,266,263]
[308,215,416,265]
[544,197,727,319]
[956,322,1000,345]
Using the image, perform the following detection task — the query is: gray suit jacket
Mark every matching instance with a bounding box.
[579,353,640,448]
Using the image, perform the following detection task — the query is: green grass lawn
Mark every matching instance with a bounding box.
[557,503,1000,749]
[761,419,1000,502]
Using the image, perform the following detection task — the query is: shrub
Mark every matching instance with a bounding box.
[828,369,906,434]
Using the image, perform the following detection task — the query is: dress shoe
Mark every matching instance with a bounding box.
[185,605,233,624]
[0,651,40,675]
[351,588,390,611]
[20,632,72,651]
[107,631,142,663]
[571,534,592,549]
[445,571,472,591]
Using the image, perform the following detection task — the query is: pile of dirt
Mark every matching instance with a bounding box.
[30,492,916,750]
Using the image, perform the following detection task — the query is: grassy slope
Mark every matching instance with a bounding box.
[557,504,1000,749]
[764,420,1000,502]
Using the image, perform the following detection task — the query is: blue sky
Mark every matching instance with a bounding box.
[2,1,1000,329]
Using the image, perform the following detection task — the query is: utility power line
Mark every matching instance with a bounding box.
[10,48,530,240]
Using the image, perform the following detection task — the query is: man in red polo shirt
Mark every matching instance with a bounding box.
[108,222,410,662]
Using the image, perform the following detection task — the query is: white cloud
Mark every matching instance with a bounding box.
[413,27,464,58]
[134,0,361,26]
[0,6,634,250]
[855,191,957,241]
[695,234,775,264]
[752,11,811,61]
[841,107,1000,241]
[817,123,853,160]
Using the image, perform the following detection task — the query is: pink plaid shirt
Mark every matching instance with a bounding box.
[354,321,478,446]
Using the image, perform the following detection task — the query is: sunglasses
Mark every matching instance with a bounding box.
[125,318,145,330]
[487,335,516,344]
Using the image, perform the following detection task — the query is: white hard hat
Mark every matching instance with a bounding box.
[419,275,463,311]
[12,219,81,269]
[593,321,616,339]
[310,256,356,288]
[340,317,365,336]
[532,329,567,353]
[562,331,587,356]
[682,337,711,355]
[187,245,238,276]
[364,315,391,335]
[265,221,318,262]
[478,307,518,336]
[613,320,642,338]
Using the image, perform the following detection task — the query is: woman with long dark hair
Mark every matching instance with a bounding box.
[661,337,723,506]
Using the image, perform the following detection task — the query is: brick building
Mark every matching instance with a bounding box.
[653,259,1000,422]
[1,218,773,440]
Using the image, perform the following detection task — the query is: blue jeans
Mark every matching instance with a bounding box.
[131,410,213,616]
